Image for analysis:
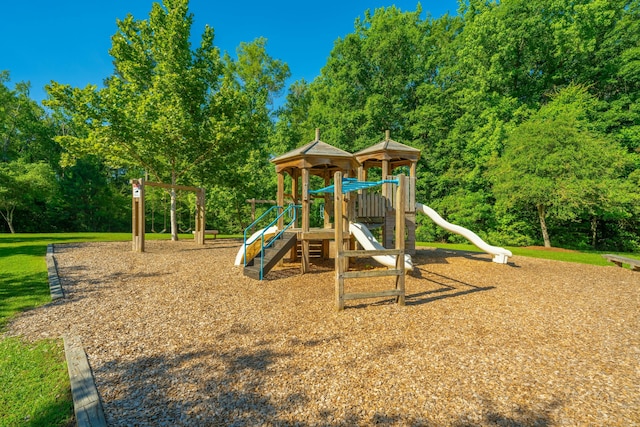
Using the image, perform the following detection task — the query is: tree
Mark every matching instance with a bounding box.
[0,160,56,233]
[45,0,288,240]
[489,85,637,247]
[0,71,59,166]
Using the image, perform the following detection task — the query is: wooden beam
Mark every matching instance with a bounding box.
[64,336,107,427]
[341,249,404,257]
[334,171,345,311]
[343,289,403,301]
[342,269,403,279]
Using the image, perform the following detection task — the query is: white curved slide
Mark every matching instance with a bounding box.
[416,202,511,264]
[349,222,413,271]
[234,226,279,266]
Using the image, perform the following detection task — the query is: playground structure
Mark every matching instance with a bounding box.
[235,129,512,310]
[131,178,205,252]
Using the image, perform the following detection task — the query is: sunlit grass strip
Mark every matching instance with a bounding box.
[416,241,640,266]
[0,337,74,426]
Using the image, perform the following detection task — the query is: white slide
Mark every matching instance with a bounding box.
[416,202,512,264]
[349,222,413,271]
[234,226,279,266]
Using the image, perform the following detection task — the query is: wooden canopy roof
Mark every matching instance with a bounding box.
[271,132,358,176]
[354,132,421,170]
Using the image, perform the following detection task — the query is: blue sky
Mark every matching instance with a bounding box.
[1,1,460,105]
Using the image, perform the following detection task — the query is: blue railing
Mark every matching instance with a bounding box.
[243,204,299,279]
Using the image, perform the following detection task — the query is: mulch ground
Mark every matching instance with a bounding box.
[6,239,640,426]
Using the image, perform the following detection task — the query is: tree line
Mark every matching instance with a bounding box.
[275,0,640,250]
[1,0,639,250]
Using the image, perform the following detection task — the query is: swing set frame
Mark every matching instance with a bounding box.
[131,178,205,252]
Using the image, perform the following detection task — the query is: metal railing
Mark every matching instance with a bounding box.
[242,204,299,279]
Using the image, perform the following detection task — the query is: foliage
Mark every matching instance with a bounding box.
[274,0,640,250]
[489,85,637,248]
[45,0,289,238]
[0,71,59,165]
[0,160,56,233]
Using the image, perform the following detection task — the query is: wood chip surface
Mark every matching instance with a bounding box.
[6,240,640,426]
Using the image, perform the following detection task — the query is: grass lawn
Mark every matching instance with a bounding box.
[0,232,636,426]
[418,241,640,266]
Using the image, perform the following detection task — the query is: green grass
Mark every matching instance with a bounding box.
[0,337,73,427]
[418,241,640,266]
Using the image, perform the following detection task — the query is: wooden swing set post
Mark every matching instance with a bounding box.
[132,178,145,252]
[130,179,206,252]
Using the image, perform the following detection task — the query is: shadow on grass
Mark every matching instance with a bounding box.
[0,244,48,258]
[0,271,50,327]
[26,397,74,427]
[0,235,104,245]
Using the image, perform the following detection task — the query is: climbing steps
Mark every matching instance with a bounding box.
[296,240,324,259]
[243,232,297,280]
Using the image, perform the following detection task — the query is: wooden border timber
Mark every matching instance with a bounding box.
[44,247,106,426]
[130,179,206,252]
[334,172,406,311]
[64,335,107,427]
[46,244,64,300]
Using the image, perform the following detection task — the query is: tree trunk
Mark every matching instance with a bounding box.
[170,171,178,241]
[591,217,598,248]
[1,207,16,233]
[537,204,551,248]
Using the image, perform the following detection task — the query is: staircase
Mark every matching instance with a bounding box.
[243,232,297,280]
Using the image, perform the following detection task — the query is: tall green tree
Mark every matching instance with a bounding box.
[0,160,56,233]
[489,85,637,247]
[46,0,288,239]
[0,71,58,166]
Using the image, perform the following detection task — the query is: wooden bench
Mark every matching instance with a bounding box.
[602,254,640,271]
[192,230,219,239]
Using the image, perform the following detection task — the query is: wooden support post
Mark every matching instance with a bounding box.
[249,198,257,222]
[131,178,145,252]
[382,159,391,248]
[194,189,205,245]
[323,170,332,259]
[289,171,299,262]
[301,167,310,274]
[334,171,345,311]
[395,174,406,305]
[277,173,285,229]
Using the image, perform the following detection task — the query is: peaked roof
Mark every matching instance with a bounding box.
[354,135,421,167]
[354,139,421,157]
[271,139,353,164]
[271,138,358,175]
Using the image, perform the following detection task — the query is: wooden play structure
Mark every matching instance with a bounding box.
[131,178,205,252]
[333,171,408,310]
[238,129,420,310]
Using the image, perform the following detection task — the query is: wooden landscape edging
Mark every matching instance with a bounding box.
[64,335,107,427]
[46,245,64,300]
[46,244,107,427]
